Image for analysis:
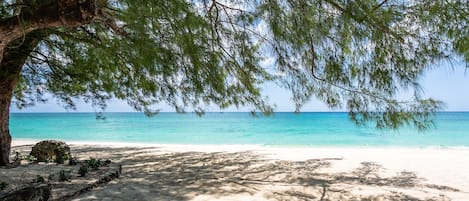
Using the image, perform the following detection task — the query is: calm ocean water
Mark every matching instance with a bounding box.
[9,112,469,147]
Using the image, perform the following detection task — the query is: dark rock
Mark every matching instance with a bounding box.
[30,140,71,164]
[0,184,51,201]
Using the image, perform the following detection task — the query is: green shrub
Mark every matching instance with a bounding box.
[86,158,103,170]
[56,154,66,164]
[0,182,8,190]
[68,156,78,166]
[14,152,20,162]
[13,153,37,163]
[33,175,45,183]
[26,155,38,162]
[48,173,55,181]
[59,170,72,182]
[78,165,88,177]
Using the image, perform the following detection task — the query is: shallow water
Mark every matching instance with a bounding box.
[10,112,469,147]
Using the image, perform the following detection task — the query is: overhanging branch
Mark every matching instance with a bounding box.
[0,0,101,64]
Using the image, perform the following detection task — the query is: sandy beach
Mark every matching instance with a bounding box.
[7,140,469,201]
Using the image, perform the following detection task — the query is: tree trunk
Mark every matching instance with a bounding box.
[0,79,15,166]
[0,32,45,165]
[0,0,103,165]
[0,56,21,165]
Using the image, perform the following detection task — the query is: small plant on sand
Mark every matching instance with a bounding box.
[68,156,79,166]
[59,170,72,182]
[14,152,20,162]
[48,173,55,181]
[13,153,37,163]
[86,158,103,170]
[56,154,66,164]
[0,182,8,190]
[78,165,88,177]
[25,155,38,162]
[33,175,45,183]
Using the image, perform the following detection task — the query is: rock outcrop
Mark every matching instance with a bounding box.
[30,140,71,164]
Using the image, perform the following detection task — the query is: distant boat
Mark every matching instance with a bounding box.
[96,112,106,120]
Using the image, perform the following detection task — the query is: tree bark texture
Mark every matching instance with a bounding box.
[0,0,98,64]
[0,0,102,165]
[0,32,44,165]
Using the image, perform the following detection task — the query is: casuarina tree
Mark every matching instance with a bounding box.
[0,0,467,165]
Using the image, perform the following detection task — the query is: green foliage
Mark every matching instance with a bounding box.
[53,146,70,164]
[78,165,88,177]
[0,1,12,19]
[33,175,45,183]
[256,0,463,130]
[13,152,20,162]
[26,155,38,162]
[86,158,103,170]
[3,0,467,130]
[58,170,72,182]
[14,153,37,163]
[56,154,65,164]
[47,173,55,181]
[0,181,7,190]
[68,156,78,166]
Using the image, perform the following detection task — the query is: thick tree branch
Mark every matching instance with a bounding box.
[0,0,100,64]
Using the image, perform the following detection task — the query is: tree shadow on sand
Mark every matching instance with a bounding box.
[37,146,464,201]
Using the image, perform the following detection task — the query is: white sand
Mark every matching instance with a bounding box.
[11,140,469,200]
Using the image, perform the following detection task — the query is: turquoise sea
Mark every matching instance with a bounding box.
[9,112,469,147]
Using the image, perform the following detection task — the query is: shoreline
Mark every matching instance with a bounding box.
[12,138,469,150]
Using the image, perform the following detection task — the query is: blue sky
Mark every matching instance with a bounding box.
[10,62,469,113]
